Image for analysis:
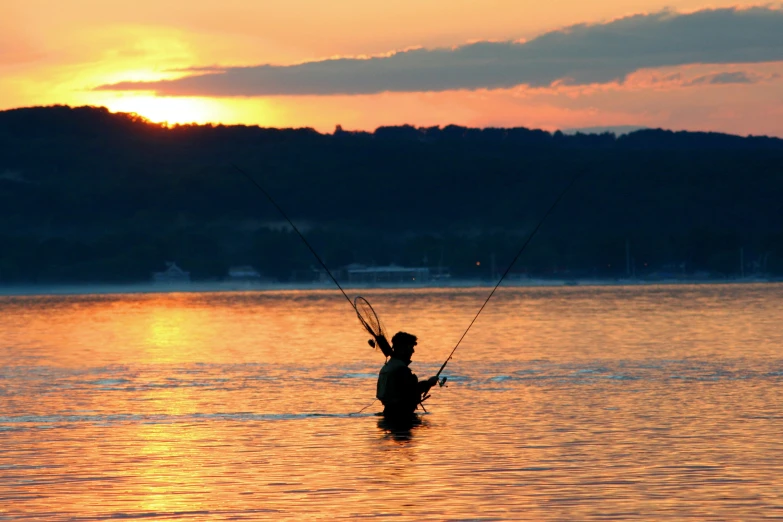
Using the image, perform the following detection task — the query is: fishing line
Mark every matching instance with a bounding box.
[435,168,586,381]
[232,163,355,309]
[349,399,378,416]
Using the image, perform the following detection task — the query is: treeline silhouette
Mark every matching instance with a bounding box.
[0,104,782,284]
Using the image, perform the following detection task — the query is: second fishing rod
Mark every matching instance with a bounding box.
[433,166,585,385]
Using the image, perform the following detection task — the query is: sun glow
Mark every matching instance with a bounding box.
[103,95,224,126]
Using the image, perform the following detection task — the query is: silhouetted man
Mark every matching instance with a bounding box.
[375,331,438,418]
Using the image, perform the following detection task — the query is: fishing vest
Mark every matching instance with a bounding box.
[376,358,410,405]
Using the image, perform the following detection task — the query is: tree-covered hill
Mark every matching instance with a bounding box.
[0,105,781,283]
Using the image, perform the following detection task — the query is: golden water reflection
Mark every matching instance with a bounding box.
[1,284,782,520]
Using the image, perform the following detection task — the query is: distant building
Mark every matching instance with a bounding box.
[346,264,430,284]
[227,265,262,281]
[153,262,190,283]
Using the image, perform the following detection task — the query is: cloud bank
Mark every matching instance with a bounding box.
[96,6,783,96]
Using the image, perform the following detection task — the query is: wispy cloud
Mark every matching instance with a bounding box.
[95,6,783,96]
[686,70,774,85]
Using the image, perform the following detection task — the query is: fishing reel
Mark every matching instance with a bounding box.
[438,376,448,387]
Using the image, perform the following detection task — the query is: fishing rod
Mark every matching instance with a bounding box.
[434,168,586,384]
[233,164,395,416]
[231,164,355,309]
[233,164,406,350]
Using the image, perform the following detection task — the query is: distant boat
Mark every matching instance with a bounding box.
[152,262,190,283]
[227,265,262,281]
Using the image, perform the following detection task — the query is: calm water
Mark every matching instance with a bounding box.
[1,283,782,520]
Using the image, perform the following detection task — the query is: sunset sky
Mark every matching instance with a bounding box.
[3,1,783,135]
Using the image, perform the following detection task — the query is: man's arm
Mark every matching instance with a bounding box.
[417,375,439,395]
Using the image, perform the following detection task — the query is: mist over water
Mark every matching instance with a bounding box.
[1,284,782,520]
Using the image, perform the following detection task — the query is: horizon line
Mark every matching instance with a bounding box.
[4,103,777,139]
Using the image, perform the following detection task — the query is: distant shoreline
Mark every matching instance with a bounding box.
[0,277,779,297]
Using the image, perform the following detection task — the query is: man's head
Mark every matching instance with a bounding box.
[391,331,417,362]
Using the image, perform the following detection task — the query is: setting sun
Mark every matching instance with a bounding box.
[103,95,223,126]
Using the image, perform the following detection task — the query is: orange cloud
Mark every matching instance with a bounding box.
[95,7,783,96]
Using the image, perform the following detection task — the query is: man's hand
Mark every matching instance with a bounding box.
[427,376,438,387]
